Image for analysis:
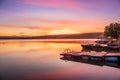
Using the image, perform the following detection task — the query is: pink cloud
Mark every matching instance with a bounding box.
[20,18,81,24]
[22,0,85,11]
[16,13,27,17]
[0,24,62,32]
[15,17,106,31]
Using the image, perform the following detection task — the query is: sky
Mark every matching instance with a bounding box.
[0,0,120,36]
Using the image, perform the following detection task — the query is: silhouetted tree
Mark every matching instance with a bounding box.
[104,23,120,40]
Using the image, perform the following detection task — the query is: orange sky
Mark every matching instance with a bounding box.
[0,0,119,36]
[0,20,110,36]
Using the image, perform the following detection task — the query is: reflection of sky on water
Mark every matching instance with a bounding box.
[0,40,120,80]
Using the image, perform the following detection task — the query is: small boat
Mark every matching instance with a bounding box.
[81,43,120,52]
[95,39,109,44]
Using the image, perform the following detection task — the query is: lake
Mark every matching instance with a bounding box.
[0,39,120,80]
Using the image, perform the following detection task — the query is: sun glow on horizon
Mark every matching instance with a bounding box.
[49,29,80,35]
[0,0,119,36]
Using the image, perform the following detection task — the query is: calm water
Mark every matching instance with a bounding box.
[0,39,120,80]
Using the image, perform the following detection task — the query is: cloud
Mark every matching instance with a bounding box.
[21,0,85,11]
[22,0,119,11]
[0,24,47,30]
[17,18,82,25]
[19,32,24,35]
[13,17,106,32]
[0,24,64,32]
[27,26,57,30]
[0,25,55,35]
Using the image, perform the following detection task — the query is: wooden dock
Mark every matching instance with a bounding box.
[60,51,120,62]
[105,53,120,62]
[60,57,120,68]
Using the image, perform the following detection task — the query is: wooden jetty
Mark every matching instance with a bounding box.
[90,52,107,61]
[60,57,120,68]
[60,48,81,58]
[105,53,120,62]
[60,50,120,62]
[60,57,104,66]
[80,52,95,60]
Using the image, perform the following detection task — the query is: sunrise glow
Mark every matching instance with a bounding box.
[50,29,80,35]
[0,0,120,36]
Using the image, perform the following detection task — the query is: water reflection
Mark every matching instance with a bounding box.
[60,57,120,68]
[0,40,120,80]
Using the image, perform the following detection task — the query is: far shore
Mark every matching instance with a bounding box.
[0,32,104,40]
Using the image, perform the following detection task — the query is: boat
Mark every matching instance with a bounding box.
[95,39,109,44]
[81,39,120,52]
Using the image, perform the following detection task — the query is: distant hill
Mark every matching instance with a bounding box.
[0,32,104,39]
[47,32,104,39]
